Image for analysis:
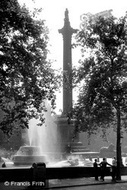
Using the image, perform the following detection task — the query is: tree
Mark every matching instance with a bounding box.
[73,13,127,180]
[0,0,59,136]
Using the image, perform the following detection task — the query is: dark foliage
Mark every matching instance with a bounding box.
[0,0,58,135]
[73,14,127,135]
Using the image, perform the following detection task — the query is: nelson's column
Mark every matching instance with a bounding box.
[56,9,78,152]
[59,8,77,115]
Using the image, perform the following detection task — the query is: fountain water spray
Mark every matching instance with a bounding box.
[27,100,61,161]
[12,101,62,165]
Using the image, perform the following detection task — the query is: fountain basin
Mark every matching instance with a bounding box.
[12,146,47,165]
[12,155,47,165]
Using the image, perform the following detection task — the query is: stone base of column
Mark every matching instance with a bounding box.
[55,114,75,152]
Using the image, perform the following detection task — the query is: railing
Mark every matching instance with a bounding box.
[0,165,127,182]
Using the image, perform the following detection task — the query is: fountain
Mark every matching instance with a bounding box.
[12,146,47,165]
[28,101,61,154]
[12,100,62,165]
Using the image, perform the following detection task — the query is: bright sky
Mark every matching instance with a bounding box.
[18,0,127,113]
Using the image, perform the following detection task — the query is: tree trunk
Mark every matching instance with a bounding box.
[116,107,122,180]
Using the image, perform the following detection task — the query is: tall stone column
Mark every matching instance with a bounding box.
[55,9,78,153]
[59,9,77,115]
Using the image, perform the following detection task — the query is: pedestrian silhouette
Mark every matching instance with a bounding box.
[93,159,99,180]
[99,158,112,181]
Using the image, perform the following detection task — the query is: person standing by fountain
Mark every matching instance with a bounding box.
[93,159,99,180]
[111,156,117,181]
[99,158,112,181]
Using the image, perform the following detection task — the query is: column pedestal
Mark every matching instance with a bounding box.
[55,115,74,152]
